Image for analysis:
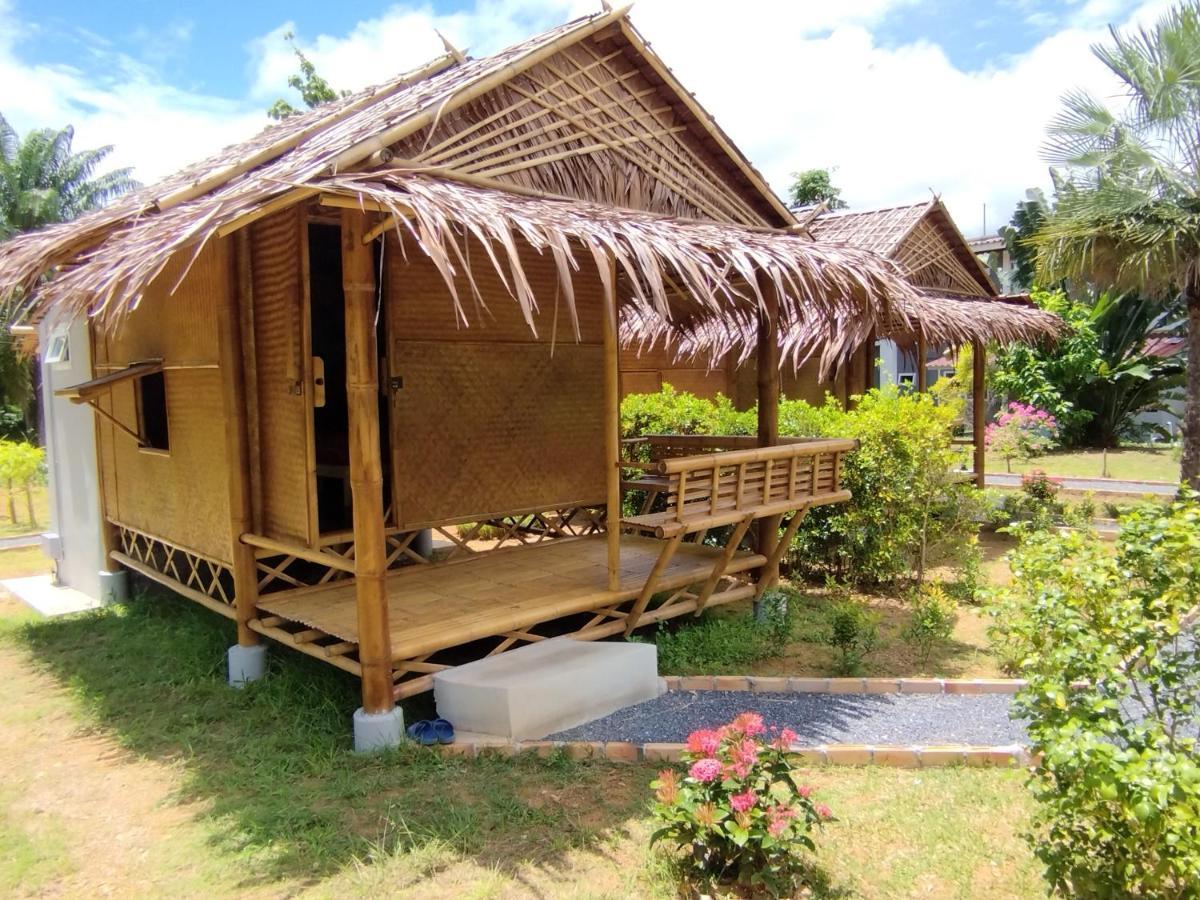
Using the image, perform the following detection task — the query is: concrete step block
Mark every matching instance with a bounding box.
[433,637,662,740]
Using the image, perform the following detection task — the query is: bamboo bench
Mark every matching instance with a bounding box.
[617,437,857,634]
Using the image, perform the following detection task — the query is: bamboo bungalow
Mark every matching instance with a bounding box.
[5,8,932,746]
[621,199,1062,485]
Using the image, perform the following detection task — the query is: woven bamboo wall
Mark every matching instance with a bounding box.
[385,231,605,527]
[92,239,233,564]
[619,345,731,399]
[248,208,316,545]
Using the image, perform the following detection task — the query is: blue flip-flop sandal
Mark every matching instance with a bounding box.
[406,720,437,745]
[431,718,455,744]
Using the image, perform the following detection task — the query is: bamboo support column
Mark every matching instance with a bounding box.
[756,277,782,591]
[220,234,259,647]
[602,255,621,592]
[972,339,986,489]
[915,332,927,393]
[341,210,394,715]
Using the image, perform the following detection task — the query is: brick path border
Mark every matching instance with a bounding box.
[661,675,1027,694]
[438,738,1030,768]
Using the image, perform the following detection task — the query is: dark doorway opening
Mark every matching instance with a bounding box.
[308,222,392,535]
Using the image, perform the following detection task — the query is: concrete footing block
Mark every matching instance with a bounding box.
[353,707,405,753]
[98,569,128,605]
[227,643,267,687]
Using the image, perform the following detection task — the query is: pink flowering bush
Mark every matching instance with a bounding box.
[985,402,1060,472]
[650,713,831,895]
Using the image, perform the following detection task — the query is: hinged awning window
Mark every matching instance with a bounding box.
[55,360,163,403]
[55,360,166,447]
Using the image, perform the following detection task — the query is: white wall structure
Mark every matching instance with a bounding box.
[39,316,108,601]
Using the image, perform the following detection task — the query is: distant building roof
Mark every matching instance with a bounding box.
[1144,336,1187,358]
[968,234,1006,253]
[809,199,998,296]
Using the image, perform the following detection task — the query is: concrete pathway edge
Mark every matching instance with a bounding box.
[438,737,1030,768]
[661,675,1027,695]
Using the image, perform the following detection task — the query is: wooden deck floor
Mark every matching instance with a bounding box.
[256,534,765,661]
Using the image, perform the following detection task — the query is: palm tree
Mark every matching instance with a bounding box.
[0,113,136,239]
[0,113,137,433]
[1031,1,1200,488]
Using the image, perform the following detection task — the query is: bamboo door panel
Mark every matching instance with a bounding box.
[389,340,605,528]
[248,208,317,545]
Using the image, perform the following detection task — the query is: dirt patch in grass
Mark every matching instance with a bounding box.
[741,591,1004,680]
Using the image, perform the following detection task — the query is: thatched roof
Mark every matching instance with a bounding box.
[808,198,998,297]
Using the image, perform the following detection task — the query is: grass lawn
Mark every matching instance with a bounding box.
[985,447,1179,483]
[0,542,1046,898]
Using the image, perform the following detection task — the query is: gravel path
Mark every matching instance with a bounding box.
[549,691,1027,745]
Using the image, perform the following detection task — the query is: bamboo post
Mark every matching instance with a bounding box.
[342,210,395,715]
[916,332,927,393]
[602,254,621,592]
[219,236,260,647]
[756,276,782,592]
[973,339,986,489]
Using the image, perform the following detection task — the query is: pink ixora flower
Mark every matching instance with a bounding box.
[816,803,834,820]
[767,804,798,836]
[796,784,813,799]
[732,712,766,736]
[773,727,798,749]
[689,758,722,783]
[730,790,757,813]
[686,729,721,756]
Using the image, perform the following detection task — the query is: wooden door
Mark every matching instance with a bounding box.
[247,207,318,545]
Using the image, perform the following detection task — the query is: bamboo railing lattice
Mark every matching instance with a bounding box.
[114,523,235,607]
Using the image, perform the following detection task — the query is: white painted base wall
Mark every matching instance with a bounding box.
[40,316,107,601]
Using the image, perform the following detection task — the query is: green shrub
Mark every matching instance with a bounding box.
[824,594,879,675]
[987,497,1200,895]
[620,385,987,587]
[901,582,957,667]
[651,590,798,675]
[650,713,831,895]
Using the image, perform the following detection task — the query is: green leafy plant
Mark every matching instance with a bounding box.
[652,589,798,675]
[0,439,44,525]
[987,497,1200,895]
[650,712,831,895]
[901,582,957,668]
[825,595,879,675]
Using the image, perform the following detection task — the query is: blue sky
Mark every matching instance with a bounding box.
[0,0,1168,232]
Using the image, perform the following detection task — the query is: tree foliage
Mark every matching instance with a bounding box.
[1030,1,1200,485]
[991,286,1186,447]
[786,168,847,210]
[0,113,135,240]
[0,113,138,436]
[989,498,1200,896]
[267,32,348,120]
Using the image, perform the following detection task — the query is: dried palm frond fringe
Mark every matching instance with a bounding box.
[628,288,1063,377]
[317,171,921,378]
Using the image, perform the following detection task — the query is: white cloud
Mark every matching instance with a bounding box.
[0,0,1178,235]
[0,1,263,184]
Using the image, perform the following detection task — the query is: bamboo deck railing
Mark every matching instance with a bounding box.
[617,436,857,634]
[621,437,856,538]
